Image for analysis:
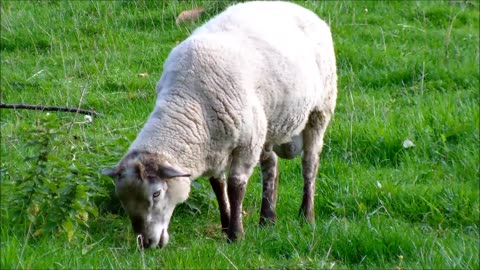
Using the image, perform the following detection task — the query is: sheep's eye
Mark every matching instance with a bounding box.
[153,191,161,198]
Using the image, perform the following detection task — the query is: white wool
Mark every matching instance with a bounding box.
[129,1,337,179]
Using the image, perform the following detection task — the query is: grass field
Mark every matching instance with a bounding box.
[1,0,479,269]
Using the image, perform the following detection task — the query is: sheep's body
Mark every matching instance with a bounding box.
[130,1,336,178]
[106,1,337,248]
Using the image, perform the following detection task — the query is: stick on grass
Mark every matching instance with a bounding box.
[0,103,99,116]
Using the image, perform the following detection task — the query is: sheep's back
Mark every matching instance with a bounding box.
[158,1,336,147]
[190,1,336,143]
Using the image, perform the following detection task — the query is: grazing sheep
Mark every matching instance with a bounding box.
[103,1,337,248]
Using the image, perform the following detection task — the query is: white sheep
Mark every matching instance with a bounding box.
[103,1,337,248]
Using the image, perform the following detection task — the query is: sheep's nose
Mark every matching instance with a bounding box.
[143,238,153,248]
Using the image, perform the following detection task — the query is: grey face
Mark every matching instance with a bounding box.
[103,151,191,249]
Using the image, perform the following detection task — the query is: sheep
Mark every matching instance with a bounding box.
[103,1,337,249]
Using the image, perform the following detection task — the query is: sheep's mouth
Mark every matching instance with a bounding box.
[136,234,158,249]
[135,230,168,249]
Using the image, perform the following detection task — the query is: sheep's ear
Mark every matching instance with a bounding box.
[102,168,118,179]
[158,166,191,179]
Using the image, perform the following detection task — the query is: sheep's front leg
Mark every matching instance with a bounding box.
[300,110,331,222]
[209,176,230,234]
[259,144,279,226]
[227,174,247,242]
[226,147,259,242]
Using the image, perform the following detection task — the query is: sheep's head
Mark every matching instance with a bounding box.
[103,151,191,249]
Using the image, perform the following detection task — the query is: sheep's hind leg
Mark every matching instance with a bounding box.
[300,110,331,222]
[259,144,279,226]
[209,176,230,234]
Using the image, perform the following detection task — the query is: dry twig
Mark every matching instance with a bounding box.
[0,103,99,116]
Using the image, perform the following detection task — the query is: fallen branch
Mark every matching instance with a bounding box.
[0,103,99,117]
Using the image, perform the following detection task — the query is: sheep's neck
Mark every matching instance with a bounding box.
[129,105,207,178]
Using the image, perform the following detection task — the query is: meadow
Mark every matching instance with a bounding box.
[1,0,479,269]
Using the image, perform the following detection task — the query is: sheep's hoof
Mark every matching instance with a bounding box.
[227,235,238,243]
[299,207,315,224]
[227,229,244,243]
[259,211,277,227]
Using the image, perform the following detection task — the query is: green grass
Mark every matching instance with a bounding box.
[1,0,479,269]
